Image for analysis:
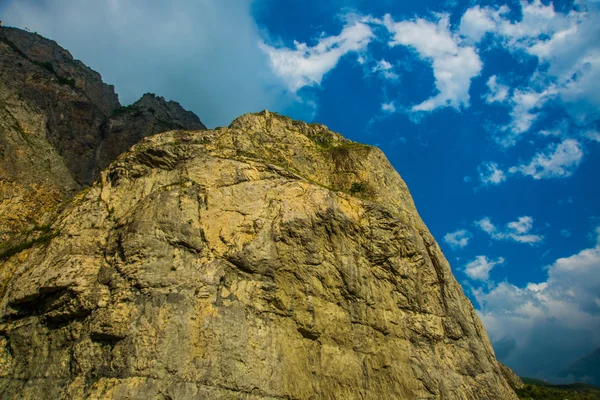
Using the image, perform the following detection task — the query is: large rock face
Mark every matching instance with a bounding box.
[0,111,518,399]
[0,27,205,242]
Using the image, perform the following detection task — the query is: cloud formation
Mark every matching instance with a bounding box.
[1,0,291,128]
[444,229,472,249]
[464,255,505,281]
[483,75,509,104]
[260,18,375,92]
[383,14,482,112]
[475,227,600,378]
[462,1,600,141]
[476,216,544,244]
[372,59,399,80]
[509,139,584,179]
[478,161,506,185]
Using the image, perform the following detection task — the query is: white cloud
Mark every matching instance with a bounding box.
[509,138,584,179]
[459,5,508,43]
[464,255,504,281]
[381,102,396,113]
[476,217,498,237]
[444,229,472,249]
[558,53,600,122]
[372,59,399,80]
[462,1,600,132]
[260,19,374,92]
[1,0,293,128]
[383,14,482,112]
[475,227,600,378]
[460,1,572,48]
[483,75,510,104]
[584,131,600,142]
[476,216,544,244]
[498,86,558,147]
[478,161,506,185]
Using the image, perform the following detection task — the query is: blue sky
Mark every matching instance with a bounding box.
[2,0,600,382]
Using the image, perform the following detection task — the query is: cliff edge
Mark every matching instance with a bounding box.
[0,110,518,399]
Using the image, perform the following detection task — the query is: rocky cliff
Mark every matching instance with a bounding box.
[0,106,519,398]
[0,27,205,243]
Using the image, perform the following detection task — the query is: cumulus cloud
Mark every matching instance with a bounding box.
[476,216,544,244]
[483,75,510,104]
[478,161,506,185]
[464,255,504,281]
[444,229,472,249]
[475,227,600,379]
[260,18,374,92]
[1,0,297,128]
[382,14,482,112]
[509,138,584,179]
[462,1,600,137]
[459,5,504,43]
[460,1,573,49]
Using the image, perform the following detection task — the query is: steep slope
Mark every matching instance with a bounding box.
[560,348,600,386]
[0,111,518,399]
[96,93,206,179]
[0,27,205,242]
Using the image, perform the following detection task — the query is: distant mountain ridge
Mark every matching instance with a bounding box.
[0,26,205,242]
[560,347,600,386]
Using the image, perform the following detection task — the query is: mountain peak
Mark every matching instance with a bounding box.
[0,26,205,241]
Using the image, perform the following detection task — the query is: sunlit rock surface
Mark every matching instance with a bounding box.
[0,111,518,399]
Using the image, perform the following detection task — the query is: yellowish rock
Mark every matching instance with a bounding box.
[0,111,518,399]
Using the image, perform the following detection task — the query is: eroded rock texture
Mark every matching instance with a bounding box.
[0,27,205,242]
[0,111,518,399]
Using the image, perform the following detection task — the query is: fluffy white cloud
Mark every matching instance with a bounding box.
[478,161,506,185]
[464,255,505,281]
[459,5,504,43]
[476,227,600,378]
[462,1,600,136]
[1,0,293,128]
[483,75,510,104]
[460,1,572,48]
[260,19,374,92]
[444,229,472,249]
[383,14,482,112]
[476,216,544,244]
[509,138,584,179]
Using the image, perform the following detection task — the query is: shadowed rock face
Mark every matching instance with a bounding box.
[0,111,519,399]
[0,27,205,242]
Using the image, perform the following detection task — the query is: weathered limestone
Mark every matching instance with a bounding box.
[0,111,518,399]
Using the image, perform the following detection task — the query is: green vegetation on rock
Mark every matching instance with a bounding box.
[0,225,59,261]
[516,378,600,399]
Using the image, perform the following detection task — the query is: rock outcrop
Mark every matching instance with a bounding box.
[0,27,205,242]
[0,110,519,399]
